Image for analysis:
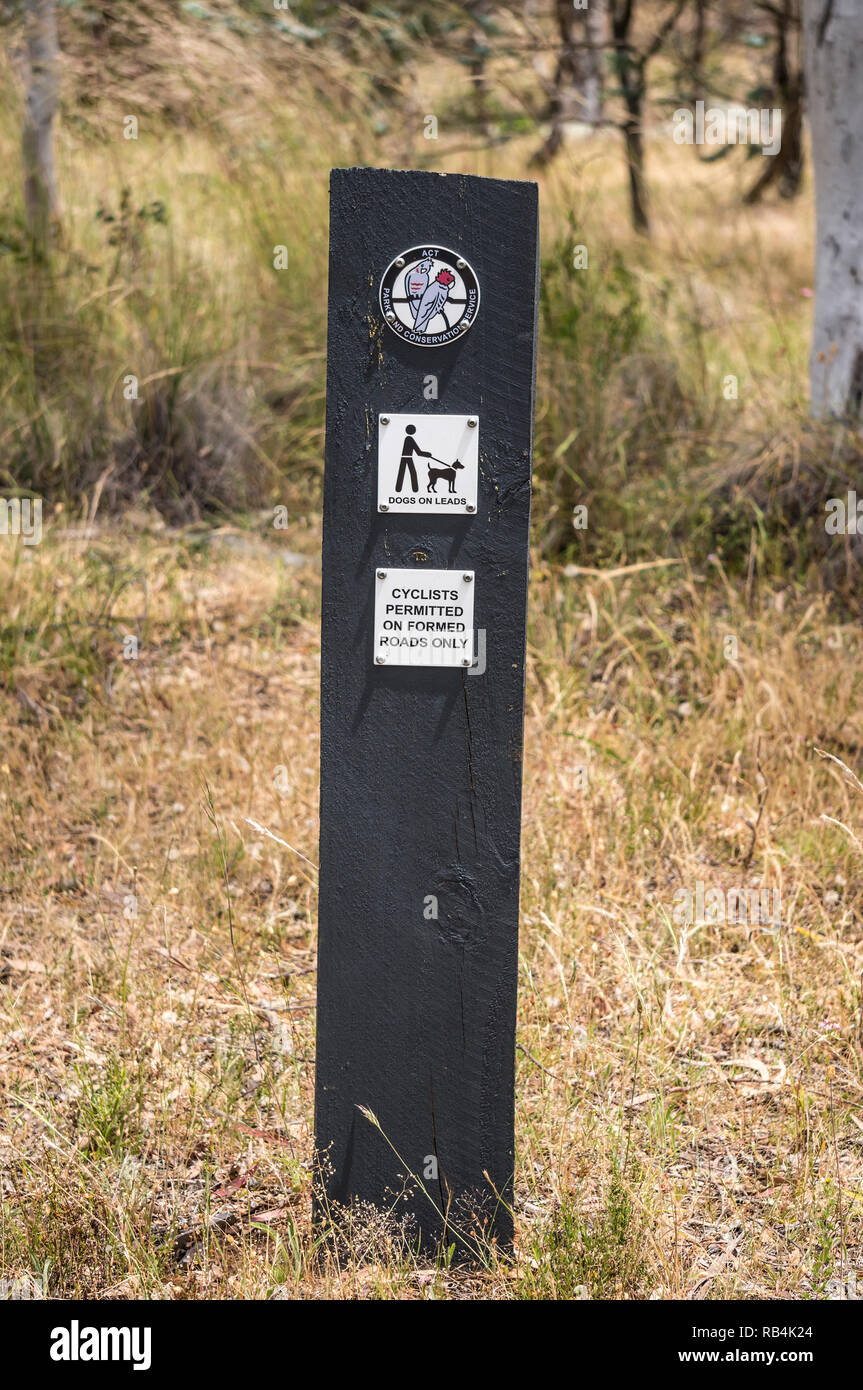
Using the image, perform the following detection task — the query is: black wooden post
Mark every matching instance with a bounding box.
[315,167,539,1255]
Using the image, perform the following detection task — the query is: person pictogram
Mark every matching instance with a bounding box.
[395,423,432,492]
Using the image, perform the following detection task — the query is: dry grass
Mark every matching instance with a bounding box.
[1,518,862,1299]
[1,1,862,1302]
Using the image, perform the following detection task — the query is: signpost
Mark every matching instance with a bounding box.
[377,414,480,515]
[315,167,539,1255]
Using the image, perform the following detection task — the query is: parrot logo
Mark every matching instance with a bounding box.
[404,258,434,321]
[379,246,480,348]
[414,269,456,335]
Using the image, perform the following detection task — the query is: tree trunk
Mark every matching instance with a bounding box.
[582,0,606,126]
[691,0,707,105]
[745,0,804,205]
[530,0,582,166]
[22,0,60,253]
[530,0,607,167]
[803,0,863,417]
[611,0,651,234]
[623,109,650,233]
[465,0,494,138]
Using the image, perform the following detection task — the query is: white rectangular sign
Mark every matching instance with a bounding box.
[377,413,478,514]
[373,568,474,667]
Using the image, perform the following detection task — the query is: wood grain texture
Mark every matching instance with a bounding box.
[315,167,539,1254]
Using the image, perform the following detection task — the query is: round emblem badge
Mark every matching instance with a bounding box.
[379,246,480,347]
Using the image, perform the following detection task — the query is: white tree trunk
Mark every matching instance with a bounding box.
[582,0,606,126]
[803,0,863,417]
[22,0,60,251]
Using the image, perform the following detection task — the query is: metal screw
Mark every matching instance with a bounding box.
[459,320,469,331]
[462,658,471,666]
[381,416,390,425]
[467,504,476,513]
[376,656,386,664]
[468,418,477,427]
[457,258,466,269]
[377,569,387,579]
[379,504,389,512]
[386,310,396,321]
[463,573,472,582]
[395,257,405,268]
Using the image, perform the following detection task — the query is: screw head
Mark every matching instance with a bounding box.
[467,504,476,513]
[395,257,405,268]
[377,569,387,579]
[376,655,386,664]
[463,573,472,582]
[462,658,471,666]
[468,418,477,427]
[457,258,466,269]
[386,310,396,322]
[379,503,389,512]
[459,320,469,332]
[380,416,390,425]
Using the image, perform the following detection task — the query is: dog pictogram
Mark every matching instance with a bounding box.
[427,459,465,494]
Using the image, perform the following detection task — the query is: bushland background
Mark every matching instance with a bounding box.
[1,1,863,1300]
